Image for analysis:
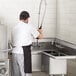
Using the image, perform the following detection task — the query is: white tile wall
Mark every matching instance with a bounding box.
[1,0,76,44]
[57,0,76,44]
[0,0,56,40]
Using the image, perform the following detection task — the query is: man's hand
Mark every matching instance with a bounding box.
[37,28,43,39]
[38,29,42,34]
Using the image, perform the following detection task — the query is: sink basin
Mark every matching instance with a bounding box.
[44,51,66,56]
[44,51,57,54]
[51,53,66,56]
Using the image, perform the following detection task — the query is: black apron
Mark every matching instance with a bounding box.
[22,45,32,73]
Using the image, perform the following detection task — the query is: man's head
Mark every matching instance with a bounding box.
[19,11,30,23]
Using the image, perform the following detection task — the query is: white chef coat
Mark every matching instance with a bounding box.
[12,21,39,54]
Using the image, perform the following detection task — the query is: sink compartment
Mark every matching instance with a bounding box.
[51,53,65,56]
[44,51,66,56]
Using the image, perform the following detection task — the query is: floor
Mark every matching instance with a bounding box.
[32,72,67,76]
[32,72,48,76]
[32,71,75,76]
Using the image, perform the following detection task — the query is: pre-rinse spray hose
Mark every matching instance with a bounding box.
[38,0,47,29]
[37,0,47,46]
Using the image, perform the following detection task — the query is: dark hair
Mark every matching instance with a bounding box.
[19,11,30,20]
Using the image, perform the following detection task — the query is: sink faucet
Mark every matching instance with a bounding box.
[32,41,40,48]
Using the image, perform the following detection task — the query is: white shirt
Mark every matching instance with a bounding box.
[12,21,39,54]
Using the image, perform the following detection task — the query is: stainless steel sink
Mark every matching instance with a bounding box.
[32,42,76,59]
[42,50,76,59]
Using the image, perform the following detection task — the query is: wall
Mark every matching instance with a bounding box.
[57,0,76,44]
[0,0,56,40]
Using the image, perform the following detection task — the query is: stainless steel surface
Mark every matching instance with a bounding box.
[38,42,76,76]
[42,50,76,59]
[41,52,67,75]
[32,42,51,50]
[0,24,8,50]
[33,42,76,59]
[41,53,49,73]
[31,42,76,60]
[32,52,41,71]
[31,42,76,75]
[31,42,51,54]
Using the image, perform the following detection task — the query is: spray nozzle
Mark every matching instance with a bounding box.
[39,26,42,29]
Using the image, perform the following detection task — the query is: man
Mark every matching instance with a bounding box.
[12,11,43,76]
